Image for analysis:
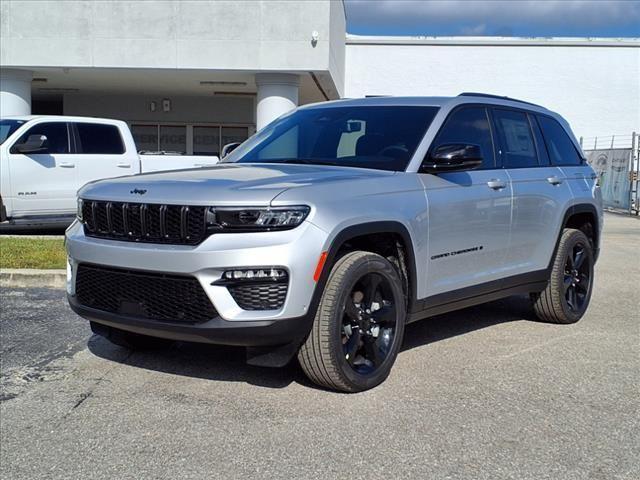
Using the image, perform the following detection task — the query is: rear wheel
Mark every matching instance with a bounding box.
[90,321,172,350]
[298,251,406,392]
[532,228,594,324]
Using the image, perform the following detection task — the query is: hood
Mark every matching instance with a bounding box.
[78,163,394,205]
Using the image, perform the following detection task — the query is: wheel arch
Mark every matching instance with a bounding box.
[318,221,418,313]
[549,203,600,271]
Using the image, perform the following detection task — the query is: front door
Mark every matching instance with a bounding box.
[419,105,512,297]
[7,121,77,217]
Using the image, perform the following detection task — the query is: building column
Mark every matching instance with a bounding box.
[0,69,32,116]
[255,73,299,130]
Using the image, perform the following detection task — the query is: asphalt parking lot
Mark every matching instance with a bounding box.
[1,213,638,480]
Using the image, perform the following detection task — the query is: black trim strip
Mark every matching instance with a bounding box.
[409,270,548,322]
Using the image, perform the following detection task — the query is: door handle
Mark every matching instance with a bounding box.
[58,162,75,168]
[547,176,563,185]
[117,163,132,168]
[487,179,506,190]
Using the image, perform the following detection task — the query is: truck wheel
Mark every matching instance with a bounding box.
[298,251,406,392]
[532,228,594,324]
[90,321,172,350]
[0,196,6,222]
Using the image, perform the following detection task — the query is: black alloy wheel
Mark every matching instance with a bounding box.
[342,272,398,375]
[563,241,591,314]
[532,228,595,324]
[298,251,407,392]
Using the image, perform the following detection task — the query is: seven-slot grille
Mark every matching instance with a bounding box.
[82,200,207,245]
[75,264,217,324]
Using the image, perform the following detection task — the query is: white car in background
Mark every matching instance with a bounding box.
[0,116,221,228]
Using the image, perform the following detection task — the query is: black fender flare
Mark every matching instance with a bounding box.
[314,221,418,311]
[548,203,600,271]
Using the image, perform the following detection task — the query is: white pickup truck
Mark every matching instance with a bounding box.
[0,116,221,227]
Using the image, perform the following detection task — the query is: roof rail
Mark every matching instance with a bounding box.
[458,92,543,108]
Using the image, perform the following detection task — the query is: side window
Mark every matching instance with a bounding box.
[13,122,69,154]
[432,106,495,168]
[75,123,125,154]
[529,114,550,166]
[537,115,582,166]
[492,109,538,168]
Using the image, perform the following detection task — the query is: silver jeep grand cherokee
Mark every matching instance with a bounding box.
[66,93,602,392]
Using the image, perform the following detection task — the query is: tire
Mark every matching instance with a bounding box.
[297,251,407,392]
[532,228,595,324]
[0,196,6,223]
[90,321,172,350]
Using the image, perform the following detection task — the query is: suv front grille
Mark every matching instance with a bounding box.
[81,201,207,245]
[76,264,217,324]
[228,282,288,310]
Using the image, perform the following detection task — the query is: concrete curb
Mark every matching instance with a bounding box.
[0,269,66,289]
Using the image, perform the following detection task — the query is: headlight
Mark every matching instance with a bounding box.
[206,206,310,232]
[77,198,84,222]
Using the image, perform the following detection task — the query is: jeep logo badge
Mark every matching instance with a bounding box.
[130,188,147,195]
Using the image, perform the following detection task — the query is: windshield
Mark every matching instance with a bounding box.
[224,105,439,171]
[0,119,27,145]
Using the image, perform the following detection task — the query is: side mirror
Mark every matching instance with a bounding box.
[221,142,241,159]
[12,134,49,154]
[421,143,483,173]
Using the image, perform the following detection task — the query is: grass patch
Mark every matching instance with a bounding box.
[0,237,66,269]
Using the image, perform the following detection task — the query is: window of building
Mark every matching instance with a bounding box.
[13,122,69,154]
[193,126,220,156]
[159,125,187,154]
[432,106,495,168]
[131,125,159,153]
[75,123,125,154]
[492,109,538,167]
[537,115,583,166]
[131,124,250,156]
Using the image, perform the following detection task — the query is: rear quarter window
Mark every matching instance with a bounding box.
[75,123,125,154]
[537,116,582,166]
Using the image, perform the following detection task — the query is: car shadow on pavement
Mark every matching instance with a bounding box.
[87,295,537,390]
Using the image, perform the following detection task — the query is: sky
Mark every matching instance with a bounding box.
[344,0,640,37]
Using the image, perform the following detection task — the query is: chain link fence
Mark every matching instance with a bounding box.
[581,132,639,216]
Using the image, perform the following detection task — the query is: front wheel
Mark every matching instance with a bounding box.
[298,251,406,392]
[532,228,595,324]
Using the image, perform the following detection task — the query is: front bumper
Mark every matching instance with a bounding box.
[68,294,311,347]
[65,219,328,345]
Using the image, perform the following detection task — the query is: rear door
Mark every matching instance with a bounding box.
[419,105,512,297]
[73,122,136,189]
[536,114,593,201]
[7,121,77,216]
[493,108,573,276]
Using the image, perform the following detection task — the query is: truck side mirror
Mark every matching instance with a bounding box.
[420,144,483,173]
[221,142,241,159]
[12,134,49,154]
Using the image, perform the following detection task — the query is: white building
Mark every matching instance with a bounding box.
[1,0,638,155]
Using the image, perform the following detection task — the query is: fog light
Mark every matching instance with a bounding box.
[219,268,288,283]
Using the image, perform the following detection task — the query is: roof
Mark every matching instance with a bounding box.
[301,94,551,114]
[1,115,128,124]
